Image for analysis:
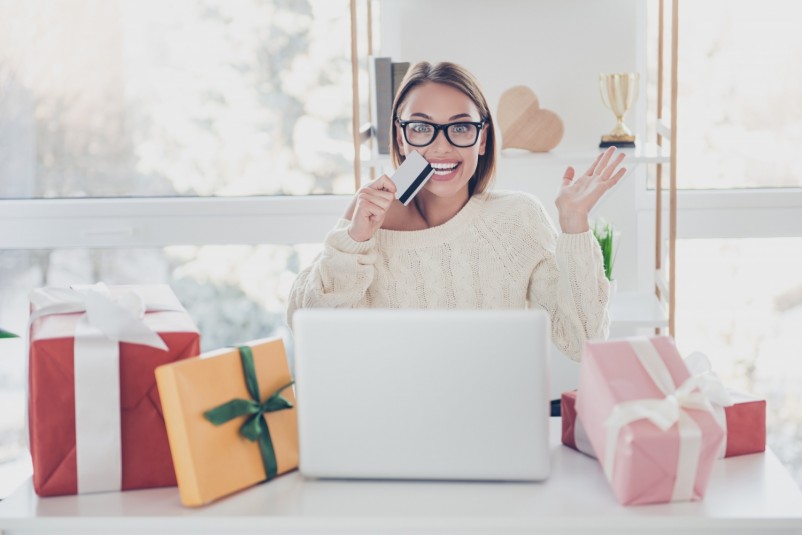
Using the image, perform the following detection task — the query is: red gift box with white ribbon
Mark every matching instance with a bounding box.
[27,284,200,496]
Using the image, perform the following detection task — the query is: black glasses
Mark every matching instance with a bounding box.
[396,118,485,148]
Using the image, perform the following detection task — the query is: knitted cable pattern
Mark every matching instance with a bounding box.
[287,190,610,361]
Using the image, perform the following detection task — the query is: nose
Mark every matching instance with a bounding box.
[428,127,453,152]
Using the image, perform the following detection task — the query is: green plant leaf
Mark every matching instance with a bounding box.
[593,221,615,281]
[0,329,19,338]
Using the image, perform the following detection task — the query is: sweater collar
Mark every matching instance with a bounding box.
[374,192,488,250]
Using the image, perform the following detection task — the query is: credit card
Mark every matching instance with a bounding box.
[391,150,434,206]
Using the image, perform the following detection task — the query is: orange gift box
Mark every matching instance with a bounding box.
[28,284,200,497]
[155,337,298,506]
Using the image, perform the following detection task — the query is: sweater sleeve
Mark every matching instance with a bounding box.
[525,201,610,361]
[286,219,378,329]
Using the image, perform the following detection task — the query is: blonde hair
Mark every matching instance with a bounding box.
[390,61,496,195]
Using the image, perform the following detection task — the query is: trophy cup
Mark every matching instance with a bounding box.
[599,73,639,148]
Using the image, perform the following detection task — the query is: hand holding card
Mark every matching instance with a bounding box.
[391,150,434,206]
[346,173,397,242]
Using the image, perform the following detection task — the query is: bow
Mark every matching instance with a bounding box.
[29,283,170,351]
[203,345,294,480]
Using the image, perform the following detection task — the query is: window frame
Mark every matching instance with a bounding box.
[635,187,802,296]
[0,196,351,249]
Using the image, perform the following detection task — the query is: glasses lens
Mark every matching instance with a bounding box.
[404,122,435,146]
[446,123,480,147]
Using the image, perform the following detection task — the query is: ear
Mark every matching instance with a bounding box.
[478,122,490,156]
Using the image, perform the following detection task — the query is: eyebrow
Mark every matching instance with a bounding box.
[410,112,474,121]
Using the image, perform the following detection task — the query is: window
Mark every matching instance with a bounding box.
[676,238,802,486]
[665,0,802,488]
[0,0,366,475]
[0,0,357,198]
[645,0,802,190]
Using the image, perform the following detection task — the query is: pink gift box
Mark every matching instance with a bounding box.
[563,389,766,459]
[576,336,725,505]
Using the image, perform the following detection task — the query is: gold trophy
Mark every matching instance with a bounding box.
[599,73,639,148]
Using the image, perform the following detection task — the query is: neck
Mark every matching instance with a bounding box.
[413,189,471,228]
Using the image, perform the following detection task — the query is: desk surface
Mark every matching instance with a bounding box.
[1,419,801,535]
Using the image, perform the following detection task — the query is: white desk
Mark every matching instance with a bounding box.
[1,419,801,535]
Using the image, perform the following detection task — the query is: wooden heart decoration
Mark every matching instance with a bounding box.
[497,86,564,152]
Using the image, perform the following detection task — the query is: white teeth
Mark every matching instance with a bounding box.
[430,162,458,176]
[431,162,458,171]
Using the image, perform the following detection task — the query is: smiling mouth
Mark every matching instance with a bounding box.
[430,162,460,176]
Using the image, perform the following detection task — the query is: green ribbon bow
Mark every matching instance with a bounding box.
[0,329,18,339]
[203,345,294,481]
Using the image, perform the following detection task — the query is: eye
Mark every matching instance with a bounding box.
[451,124,470,134]
[409,122,433,134]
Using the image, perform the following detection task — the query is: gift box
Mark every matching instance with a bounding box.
[560,390,595,457]
[155,337,298,507]
[28,284,200,497]
[722,390,766,457]
[562,389,766,459]
[682,352,766,458]
[576,336,726,505]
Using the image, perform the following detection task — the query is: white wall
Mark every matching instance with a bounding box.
[380,0,640,146]
[379,0,646,295]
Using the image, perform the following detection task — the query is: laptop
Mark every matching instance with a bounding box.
[292,308,551,481]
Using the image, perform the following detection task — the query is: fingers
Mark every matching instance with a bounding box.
[367,174,398,194]
[348,175,398,242]
[357,198,386,220]
[357,187,394,214]
[584,152,604,176]
[562,166,575,185]
[595,146,616,174]
[608,167,627,185]
[600,152,626,180]
[587,146,623,177]
[356,179,395,216]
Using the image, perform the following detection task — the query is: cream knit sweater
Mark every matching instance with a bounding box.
[287,190,610,361]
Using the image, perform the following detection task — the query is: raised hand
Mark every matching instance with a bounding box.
[345,174,398,242]
[555,146,627,233]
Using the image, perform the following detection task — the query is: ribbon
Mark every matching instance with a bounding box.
[203,345,294,481]
[602,338,717,502]
[28,283,178,493]
[685,351,733,459]
[572,412,595,457]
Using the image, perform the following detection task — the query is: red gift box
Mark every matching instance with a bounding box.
[560,390,595,457]
[723,391,766,457]
[562,389,766,458]
[28,284,200,497]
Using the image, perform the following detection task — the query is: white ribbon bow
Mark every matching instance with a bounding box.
[29,284,174,494]
[602,338,718,502]
[684,351,733,458]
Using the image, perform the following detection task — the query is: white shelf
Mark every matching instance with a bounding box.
[609,290,668,328]
[499,142,670,165]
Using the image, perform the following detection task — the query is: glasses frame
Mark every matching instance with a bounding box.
[396,118,486,148]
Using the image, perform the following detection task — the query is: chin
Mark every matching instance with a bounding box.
[423,181,470,199]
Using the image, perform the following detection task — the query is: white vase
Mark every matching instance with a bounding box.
[608,279,617,303]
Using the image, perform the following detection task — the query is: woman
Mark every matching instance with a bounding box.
[287,61,626,360]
